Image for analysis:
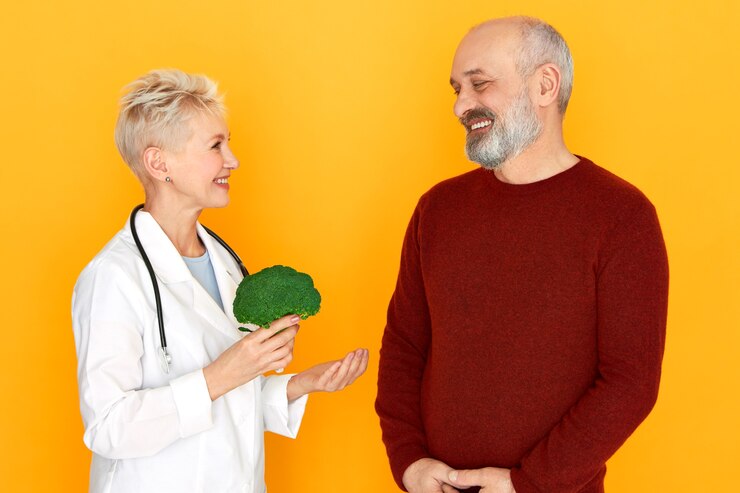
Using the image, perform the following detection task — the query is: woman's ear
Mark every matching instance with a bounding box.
[534,63,562,109]
[141,146,170,183]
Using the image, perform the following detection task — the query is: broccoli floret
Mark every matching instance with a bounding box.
[232,265,321,330]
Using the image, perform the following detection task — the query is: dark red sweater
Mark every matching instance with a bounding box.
[376,158,668,493]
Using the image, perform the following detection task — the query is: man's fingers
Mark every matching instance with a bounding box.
[441,484,459,493]
[448,469,482,487]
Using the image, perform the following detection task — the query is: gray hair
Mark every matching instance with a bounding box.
[515,17,574,114]
[114,69,225,180]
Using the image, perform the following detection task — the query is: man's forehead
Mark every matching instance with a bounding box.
[451,31,520,81]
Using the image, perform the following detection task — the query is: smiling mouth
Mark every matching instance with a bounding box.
[468,119,493,132]
[214,177,229,184]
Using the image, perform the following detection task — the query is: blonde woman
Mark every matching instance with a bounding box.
[72,69,368,493]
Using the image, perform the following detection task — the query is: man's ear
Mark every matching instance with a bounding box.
[141,146,170,183]
[534,63,562,109]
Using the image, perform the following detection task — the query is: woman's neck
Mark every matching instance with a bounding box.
[143,199,205,257]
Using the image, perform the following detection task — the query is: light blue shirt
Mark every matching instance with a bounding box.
[182,250,224,310]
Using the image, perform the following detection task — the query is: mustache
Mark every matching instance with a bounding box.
[460,108,497,127]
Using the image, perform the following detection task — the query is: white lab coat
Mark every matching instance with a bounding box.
[72,211,307,493]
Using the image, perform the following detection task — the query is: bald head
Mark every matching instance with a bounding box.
[450,17,574,169]
[464,16,574,114]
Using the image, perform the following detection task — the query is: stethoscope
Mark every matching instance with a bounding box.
[129,204,249,374]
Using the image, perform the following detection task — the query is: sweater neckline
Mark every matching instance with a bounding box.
[480,156,589,195]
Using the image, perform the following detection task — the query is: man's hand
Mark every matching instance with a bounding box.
[447,467,515,493]
[403,458,460,493]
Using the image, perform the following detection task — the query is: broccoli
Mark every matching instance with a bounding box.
[232,265,321,330]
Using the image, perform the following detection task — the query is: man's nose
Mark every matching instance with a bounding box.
[453,89,476,119]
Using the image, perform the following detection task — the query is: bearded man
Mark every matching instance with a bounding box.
[376,16,669,493]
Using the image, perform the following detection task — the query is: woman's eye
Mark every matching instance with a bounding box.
[212,141,222,150]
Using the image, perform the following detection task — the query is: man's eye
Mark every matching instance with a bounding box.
[472,81,489,91]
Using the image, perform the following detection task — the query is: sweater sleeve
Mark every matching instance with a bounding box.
[510,198,669,492]
[376,202,432,490]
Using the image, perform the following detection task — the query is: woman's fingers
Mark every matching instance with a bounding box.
[269,349,294,372]
[318,361,341,387]
[326,348,367,390]
[338,349,368,388]
[266,337,294,364]
[254,314,300,342]
[329,351,355,389]
[260,325,299,352]
[352,349,369,380]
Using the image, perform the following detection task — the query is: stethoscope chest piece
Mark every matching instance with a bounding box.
[158,347,172,374]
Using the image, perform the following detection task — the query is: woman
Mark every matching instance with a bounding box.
[72,69,368,493]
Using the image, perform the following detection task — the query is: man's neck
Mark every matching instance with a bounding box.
[493,134,579,185]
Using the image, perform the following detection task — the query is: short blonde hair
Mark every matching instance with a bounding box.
[114,69,225,179]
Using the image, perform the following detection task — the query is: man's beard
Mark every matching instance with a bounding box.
[462,89,543,170]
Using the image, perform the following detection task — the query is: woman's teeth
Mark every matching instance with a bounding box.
[215,178,228,184]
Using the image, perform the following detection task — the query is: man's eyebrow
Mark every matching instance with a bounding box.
[464,68,486,77]
[451,68,489,86]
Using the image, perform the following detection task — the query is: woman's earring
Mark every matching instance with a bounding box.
[165,177,172,183]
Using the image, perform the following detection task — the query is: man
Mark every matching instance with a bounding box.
[376,16,668,493]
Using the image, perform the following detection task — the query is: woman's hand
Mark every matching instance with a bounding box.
[203,315,300,401]
[286,348,369,401]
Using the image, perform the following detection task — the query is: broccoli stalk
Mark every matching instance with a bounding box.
[232,265,321,331]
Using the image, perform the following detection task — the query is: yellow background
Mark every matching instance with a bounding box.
[1,0,738,491]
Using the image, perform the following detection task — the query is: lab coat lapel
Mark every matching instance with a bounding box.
[127,211,241,343]
[197,223,246,334]
[129,211,192,285]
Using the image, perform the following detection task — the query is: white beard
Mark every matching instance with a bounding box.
[465,89,543,170]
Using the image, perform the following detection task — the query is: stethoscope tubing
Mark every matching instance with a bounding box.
[130,204,168,355]
[129,204,248,373]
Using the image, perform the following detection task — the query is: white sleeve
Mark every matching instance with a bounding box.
[260,374,307,438]
[72,260,213,459]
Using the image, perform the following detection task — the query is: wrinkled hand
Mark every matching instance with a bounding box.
[447,467,515,493]
[287,348,369,401]
[204,315,299,401]
[403,458,459,493]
